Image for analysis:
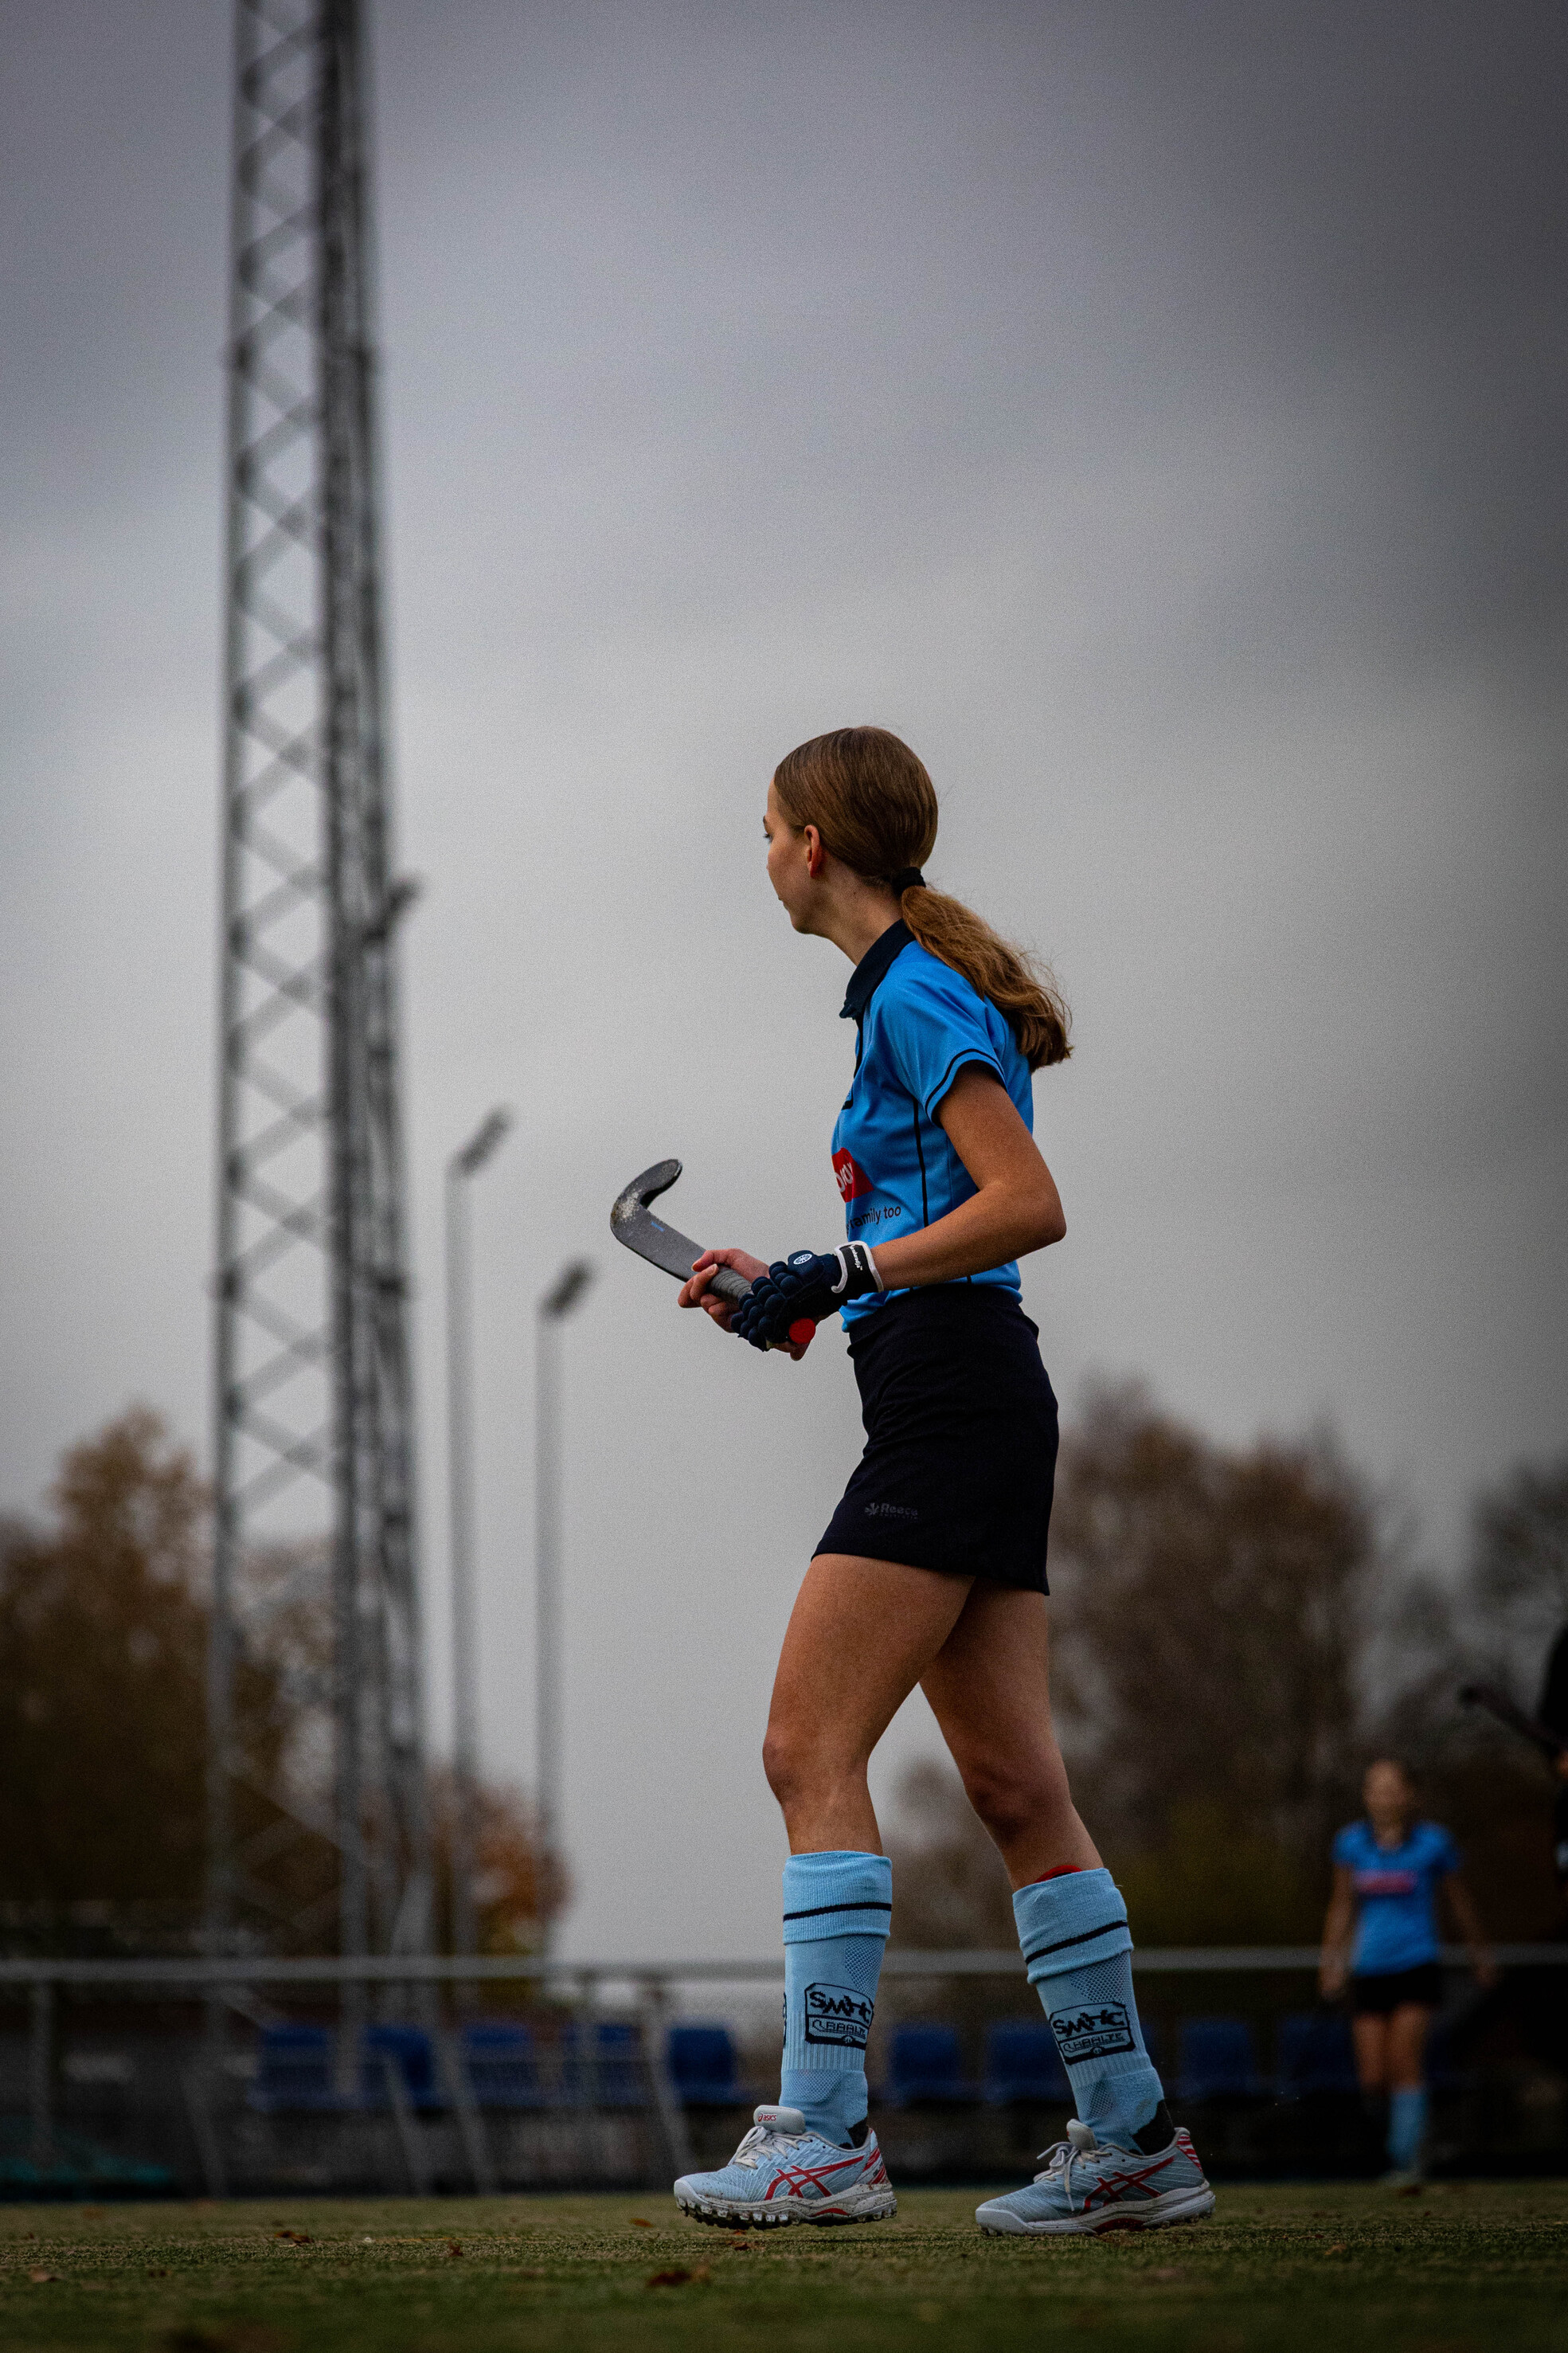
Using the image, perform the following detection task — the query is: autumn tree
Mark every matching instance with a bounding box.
[427,1766,568,1956]
[1468,1453,1568,1701]
[0,1410,286,1930]
[1048,1384,1374,1882]
[1,1411,565,1954]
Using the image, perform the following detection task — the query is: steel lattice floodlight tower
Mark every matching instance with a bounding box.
[207,0,429,1979]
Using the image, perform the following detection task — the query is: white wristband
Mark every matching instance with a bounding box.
[835,1242,885,1296]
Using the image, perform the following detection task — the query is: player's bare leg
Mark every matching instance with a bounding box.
[1352,2011,1390,2093]
[763,1554,975,1851]
[919,1581,1100,1881]
[677,1556,970,2228]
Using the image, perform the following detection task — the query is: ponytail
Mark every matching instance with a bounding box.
[772,726,1072,1072]
[898,879,1070,1071]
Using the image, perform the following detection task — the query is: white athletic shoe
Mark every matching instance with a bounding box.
[976,2118,1215,2237]
[674,2104,897,2229]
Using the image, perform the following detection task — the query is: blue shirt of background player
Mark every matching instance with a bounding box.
[1330,1818,1460,1976]
[833,921,1034,1329]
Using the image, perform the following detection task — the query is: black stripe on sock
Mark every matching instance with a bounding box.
[783,1900,893,1922]
[1022,1917,1125,1967]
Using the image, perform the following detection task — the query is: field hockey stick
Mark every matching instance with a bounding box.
[609,1158,815,1350]
[1458,1681,1566,1763]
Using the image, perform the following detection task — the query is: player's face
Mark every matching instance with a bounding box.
[1363,1760,1414,1828]
[764,777,814,930]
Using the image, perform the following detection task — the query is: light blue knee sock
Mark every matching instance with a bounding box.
[780,1850,892,2145]
[1015,1868,1169,2149]
[1387,2086,1427,2172]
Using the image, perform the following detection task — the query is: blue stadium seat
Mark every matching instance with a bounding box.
[461,2019,549,2110]
[361,2023,443,2111]
[983,2019,1069,2105]
[667,2023,741,2106]
[886,2022,978,2106]
[561,2019,648,2106]
[1177,2017,1259,2101]
[248,2023,344,2113]
[1275,2011,1358,2097]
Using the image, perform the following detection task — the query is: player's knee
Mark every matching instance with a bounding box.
[762,1721,812,1809]
[763,1720,858,1812]
[960,1755,1049,1843]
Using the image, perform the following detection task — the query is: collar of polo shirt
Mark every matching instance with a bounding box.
[839,919,913,1025]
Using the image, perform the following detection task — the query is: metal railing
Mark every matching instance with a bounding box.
[5,1948,1562,2198]
[2,1943,1562,1990]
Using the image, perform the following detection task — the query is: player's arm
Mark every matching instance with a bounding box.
[1441,1870,1497,1989]
[871,1064,1064,1290]
[727,1067,1064,1351]
[1319,1865,1355,1996]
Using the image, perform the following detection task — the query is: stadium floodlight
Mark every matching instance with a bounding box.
[536,1258,596,1948]
[445,1108,514,1965]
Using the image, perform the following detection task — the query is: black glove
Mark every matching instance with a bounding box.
[733,1243,882,1351]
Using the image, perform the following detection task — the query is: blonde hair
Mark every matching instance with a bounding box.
[772,726,1071,1071]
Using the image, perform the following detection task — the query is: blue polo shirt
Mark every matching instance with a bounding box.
[833,922,1033,1329]
[1331,1819,1460,1976]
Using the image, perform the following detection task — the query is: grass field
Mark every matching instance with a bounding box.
[2,2181,1566,2352]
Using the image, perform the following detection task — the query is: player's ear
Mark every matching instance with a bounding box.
[804,824,825,878]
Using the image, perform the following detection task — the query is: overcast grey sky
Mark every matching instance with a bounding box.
[2,1,1564,1960]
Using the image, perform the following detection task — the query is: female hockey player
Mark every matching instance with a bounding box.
[1321,1756,1493,2183]
[671,725,1214,2237]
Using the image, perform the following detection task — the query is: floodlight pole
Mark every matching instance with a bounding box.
[536,1259,594,1952]
[445,1108,511,1963]
[208,0,430,2015]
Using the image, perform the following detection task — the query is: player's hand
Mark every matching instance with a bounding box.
[1473,1952,1500,1991]
[1318,1955,1347,2000]
[679,1247,767,1332]
[732,1246,881,1352]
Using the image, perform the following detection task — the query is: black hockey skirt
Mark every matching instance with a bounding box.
[1349,1963,1444,2014]
[813,1286,1059,1593]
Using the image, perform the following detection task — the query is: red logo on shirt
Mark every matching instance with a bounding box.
[1353,1870,1417,1897]
[833,1149,871,1203]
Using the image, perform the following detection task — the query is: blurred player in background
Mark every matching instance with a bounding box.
[1320,1757,1494,2183]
